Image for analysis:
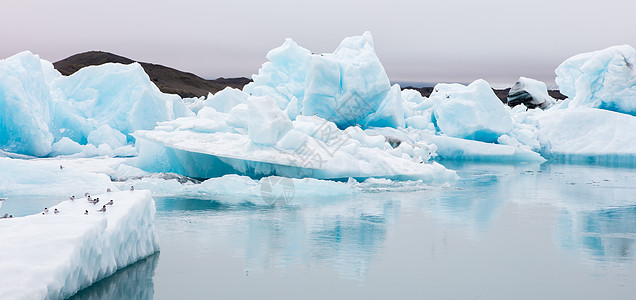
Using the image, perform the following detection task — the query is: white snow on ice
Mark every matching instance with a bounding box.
[0,190,159,299]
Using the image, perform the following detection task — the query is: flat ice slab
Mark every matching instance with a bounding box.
[534,107,636,166]
[0,190,159,299]
[134,129,457,182]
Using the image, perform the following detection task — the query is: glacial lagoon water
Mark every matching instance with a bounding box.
[8,162,636,299]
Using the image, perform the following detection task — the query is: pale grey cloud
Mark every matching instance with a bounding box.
[2,0,635,87]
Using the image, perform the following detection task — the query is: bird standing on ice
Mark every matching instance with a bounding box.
[107,188,112,193]
[84,210,89,215]
[1,213,7,218]
[69,195,75,201]
[98,205,106,213]
[106,200,114,206]
[130,186,134,192]
[43,208,49,215]
[54,209,60,215]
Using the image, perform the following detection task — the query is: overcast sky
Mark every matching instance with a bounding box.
[3,0,635,87]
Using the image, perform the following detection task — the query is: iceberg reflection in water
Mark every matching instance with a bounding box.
[55,162,636,299]
[68,252,159,300]
[154,194,396,281]
[557,206,636,263]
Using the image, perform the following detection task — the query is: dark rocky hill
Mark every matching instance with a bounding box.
[55,51,566,103]
[53,51,251,98]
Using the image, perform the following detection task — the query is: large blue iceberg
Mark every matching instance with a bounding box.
[244,31,404,129]
[2,35,636,175]
[556,44,636,115]
[134,100,455,181]
[0,51,191,157]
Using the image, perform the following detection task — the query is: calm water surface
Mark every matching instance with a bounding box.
[63,162,636,298]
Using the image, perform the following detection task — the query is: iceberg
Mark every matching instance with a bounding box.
[134,110,456,181]
[50,62,192,143]
[0,51,56,156]
[0,190,159,299]
[132,33,456,181]
[507,77,556,109]
[244,31,404,129]
[430,79,513,143]
[555,44,636,114]
[0,51,191,157]
[532,107,636,166]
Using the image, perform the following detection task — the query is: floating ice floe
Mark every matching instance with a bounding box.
[365,127,546,163]
[134,104,457,181]
[0,157,119,197]
[116,173,358,205]
[0,190,159,299]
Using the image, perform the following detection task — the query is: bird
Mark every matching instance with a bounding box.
[43,208,49,214]
[59,165,63,170]
[84,192,90,197]
[106,200,114,206]
[93,198,100,205]
[8,215,12,218]
[1,213,7,218]
[84,210,89,215]
[97,205,106,213]
[54,208,59,214]
[69,195,75,201]
[87,196,92,203]
[130,186,134,192]
[106,188,112,193]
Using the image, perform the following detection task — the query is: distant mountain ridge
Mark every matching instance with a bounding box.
[54,51,566,103]
[53,51,251,98]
